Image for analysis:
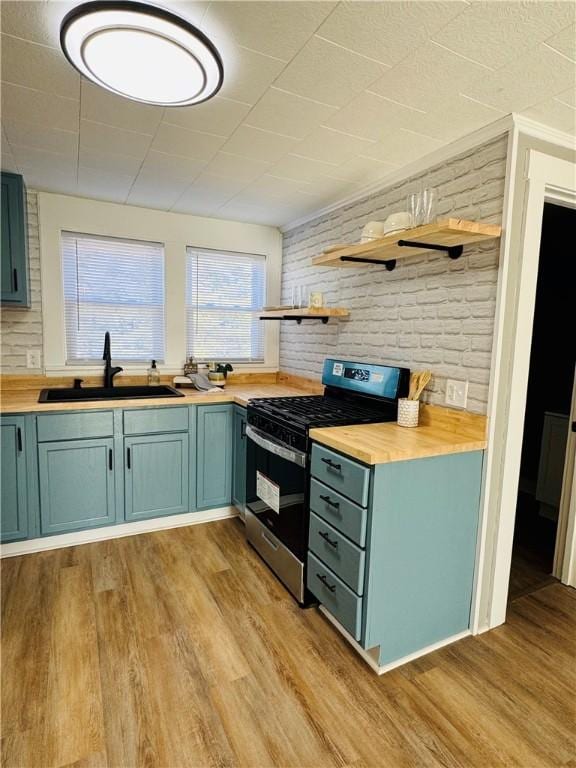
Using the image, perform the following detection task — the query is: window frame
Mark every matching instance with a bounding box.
[185,246,267,364]
[61,230,167,365]
[38,192,281,376]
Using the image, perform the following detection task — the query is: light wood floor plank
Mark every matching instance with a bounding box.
[2,518,575,768]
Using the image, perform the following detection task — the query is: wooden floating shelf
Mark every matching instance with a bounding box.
[259,307,350,324]
[313,219,502,269]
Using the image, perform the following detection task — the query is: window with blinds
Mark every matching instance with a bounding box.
[186,248,266,363]
[62,231,165,363]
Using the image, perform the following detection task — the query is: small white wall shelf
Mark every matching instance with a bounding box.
[259,307,350,324]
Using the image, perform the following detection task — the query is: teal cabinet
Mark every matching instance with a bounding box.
[196,404,233,510]
[232,406,247,517]
[1,416,28,542]
[38,438,116,534]
[1,172,29,306]
[124,432,189,521]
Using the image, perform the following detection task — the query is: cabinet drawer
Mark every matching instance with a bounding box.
[37,411,114,442]
[309,513,365,594]
[307,553,363,641]
[123,407,188,435]
[311,444,370,507]
[309,478,367,547]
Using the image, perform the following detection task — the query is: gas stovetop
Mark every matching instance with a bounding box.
[249,394,396,431]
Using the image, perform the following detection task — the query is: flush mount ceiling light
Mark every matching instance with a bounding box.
[60,1,223,106]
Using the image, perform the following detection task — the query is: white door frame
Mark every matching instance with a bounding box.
[555,368,576,587]
[474,149,576,630]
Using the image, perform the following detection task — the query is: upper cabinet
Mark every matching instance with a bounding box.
[1,171,29,307]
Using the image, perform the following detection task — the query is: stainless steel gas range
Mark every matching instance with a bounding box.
[245,358,410,604]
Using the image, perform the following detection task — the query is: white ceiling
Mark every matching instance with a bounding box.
[1,0,575,227]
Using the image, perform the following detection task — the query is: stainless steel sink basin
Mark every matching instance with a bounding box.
[38,385,185,403]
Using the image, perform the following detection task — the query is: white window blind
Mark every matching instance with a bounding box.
[186,248,266,362]
[62,231,165,363]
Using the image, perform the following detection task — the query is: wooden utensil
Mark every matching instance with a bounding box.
[408,371,431,400]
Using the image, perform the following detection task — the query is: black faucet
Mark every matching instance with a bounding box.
[103,331,123,388]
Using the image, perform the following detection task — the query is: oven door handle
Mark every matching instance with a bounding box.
[245,424,307,468]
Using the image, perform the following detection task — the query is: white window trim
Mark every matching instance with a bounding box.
[38,193,282,375]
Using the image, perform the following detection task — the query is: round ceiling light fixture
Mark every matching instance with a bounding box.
[60,1,224,107]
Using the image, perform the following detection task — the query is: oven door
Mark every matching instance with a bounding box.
[245,424,308,561]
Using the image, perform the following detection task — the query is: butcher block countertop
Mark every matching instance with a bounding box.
[0,371,319,414]
[310,404,487,465]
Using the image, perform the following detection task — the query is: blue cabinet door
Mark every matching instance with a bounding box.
[197,404,233,510]
[38,438,116,534]
[1,172,29,306]
[1,416,28,542]
[232,406,247,516]
[124,432,189,521]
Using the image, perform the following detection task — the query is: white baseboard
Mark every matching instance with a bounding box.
[0,506,239,558]
[318,605,471,675]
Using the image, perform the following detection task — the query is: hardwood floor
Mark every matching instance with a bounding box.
[2,519,575,768]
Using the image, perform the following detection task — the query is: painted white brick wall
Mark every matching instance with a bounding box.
[1,191,44,373]
[280,135,508,413]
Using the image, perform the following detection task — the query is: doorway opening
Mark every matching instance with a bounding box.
[508,202,576,603]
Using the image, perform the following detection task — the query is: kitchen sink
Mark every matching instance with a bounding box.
[38,385,185,403]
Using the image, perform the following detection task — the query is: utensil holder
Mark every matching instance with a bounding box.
[398,398,419,428]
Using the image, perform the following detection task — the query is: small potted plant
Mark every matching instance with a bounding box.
[208,362,234,384]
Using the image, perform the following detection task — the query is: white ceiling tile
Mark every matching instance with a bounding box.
[268,154,339,183]
[217,197,310,226]
[368,42,488,112]
[204,152,271,183]
[80,120,152,158]
[171,172,248,214]
[21,167,77,196]
[292,175,361,202]
[246,88,337,139]
[274,36,389,108]
[522,98,576,134]
[215,43,286,105]
[201,1,336,61]
[245,174,315,199]
[151,122,226,161]
[405,95,505,142]
[0,1,57,48]
[1,33,79,99]
[127,173,192,210]
[325,155,399,184]
[138,150,206,181]
[3,120,78,158]
[432,1,576,70]
[292,127,375,165]
[361,130,443,167]
[80,82,164,136]
[463,43,576,112]
[77,167,134,204]
[11,144,77,175]
[545,23,576,62]
[78,148,144,177]
[1,129,20,173]
[554,88,576,109]
[163,96,250,135]
[316,1,469,67]
[325,91,426,142]
[221,126,297,163]
[0,83,78,131]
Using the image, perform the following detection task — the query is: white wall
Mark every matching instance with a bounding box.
[35,193,282,375]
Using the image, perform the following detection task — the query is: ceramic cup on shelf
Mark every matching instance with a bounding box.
[360,220,386,243]
[397,398,419,428]
[383,211,412,235]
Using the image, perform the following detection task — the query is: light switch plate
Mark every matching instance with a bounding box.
[445,378,468,409]
[26,350,41,369]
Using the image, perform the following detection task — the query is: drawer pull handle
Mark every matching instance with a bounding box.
[261,531,278,551]
[318,531,338,548]
[108,449,113,471]
[16,427,23,452]
[321,457,342,472]
[319,494,339,509]
[127,447,131,469]
[316,573,336,592]
[13,268,18,292]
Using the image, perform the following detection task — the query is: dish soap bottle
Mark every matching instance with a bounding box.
[147,359,160,386]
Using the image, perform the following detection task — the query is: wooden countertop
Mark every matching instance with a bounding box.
[0,383,311,414]
[310,404,487,465]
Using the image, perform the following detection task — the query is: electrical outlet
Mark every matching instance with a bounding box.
[445,378,468,409]
[26,350,41,369]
